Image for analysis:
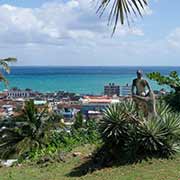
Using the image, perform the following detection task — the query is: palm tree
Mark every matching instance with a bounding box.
[0,57,17,86]
[0,100,52,159]
[97,0,148,34]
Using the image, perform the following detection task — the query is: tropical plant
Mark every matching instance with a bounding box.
[0,57,17,85]
[147,71,180,111]
[73,112,84,130]
[137,115,180,157]
[98,101,180,163]
[0,100,52,159]
[25,115,100,160]
[147,71,180,93]
[100,101,137,145]
[97,0,148,33]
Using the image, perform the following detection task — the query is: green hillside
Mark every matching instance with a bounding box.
[1,144,180,180]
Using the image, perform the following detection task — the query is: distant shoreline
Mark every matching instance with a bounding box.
[8,65,180,68]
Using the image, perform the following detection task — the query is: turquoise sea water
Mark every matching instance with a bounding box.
[1,66,179,95]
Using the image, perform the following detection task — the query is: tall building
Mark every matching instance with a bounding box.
[121,84,132,96]
[104,83,120,96]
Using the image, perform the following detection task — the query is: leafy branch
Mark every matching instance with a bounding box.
[147,71,180,93]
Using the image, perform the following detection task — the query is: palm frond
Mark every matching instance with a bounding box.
[97,0,148,34]
[0,57,17,73]
[0,72,9,86]
[1,57,17,62]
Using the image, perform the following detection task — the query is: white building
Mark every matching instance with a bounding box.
[121,85,132,96]
[7,89,32,98]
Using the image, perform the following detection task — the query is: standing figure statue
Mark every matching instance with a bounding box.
[131,70,157,118]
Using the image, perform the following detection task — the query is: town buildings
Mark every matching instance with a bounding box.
[104,83,132,97]
[6,88,33,99]
[121,84,132,96]
[0,84,166,119]
[104,83,120,96]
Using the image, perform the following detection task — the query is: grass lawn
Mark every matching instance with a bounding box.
[1,144,180,180]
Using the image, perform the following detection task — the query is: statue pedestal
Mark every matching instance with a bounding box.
[132,93,157,119]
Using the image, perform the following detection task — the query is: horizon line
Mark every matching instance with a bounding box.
[9,65,180,68]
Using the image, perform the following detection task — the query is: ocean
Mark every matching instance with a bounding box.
[1,66,180,94]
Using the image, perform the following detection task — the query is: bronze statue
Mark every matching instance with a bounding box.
[131,70,157,118]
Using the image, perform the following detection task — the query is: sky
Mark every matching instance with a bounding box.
[0,0,179,66]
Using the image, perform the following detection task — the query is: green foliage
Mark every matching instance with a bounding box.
[48,113,63,123]
[0,100,100,161]
[52,118,99,148]
[0,100,52,159]
[73,112,84,130]
[147,71,180,92]
[100,101,136,145]
[137,115,180,157]
[25,117,100,161]
[163,93,180,112]
[147,71,180,111]
[99,101,180,162]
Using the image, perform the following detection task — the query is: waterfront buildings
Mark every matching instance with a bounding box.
[79,95,120,118]
[52,95,121,120]
[104,83,132,97]
[0,85,165,119]
[121,84,132,96]
[6,88,33,99]
[104,83,120,96]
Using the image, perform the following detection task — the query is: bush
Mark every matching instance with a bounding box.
[147,71,180,111]
[0,100,54,159]
[98,101,180,163]
[27,118,100,161]
[0,101,99,162]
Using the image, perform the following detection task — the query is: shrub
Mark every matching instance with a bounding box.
[27,118,100,160]
[147,71,180,111]
[0,100,53,159]
[98,101,180,163]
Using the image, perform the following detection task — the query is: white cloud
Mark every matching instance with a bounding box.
[167,28,180,50]
[0,0,146,47]
[0,0,165,66]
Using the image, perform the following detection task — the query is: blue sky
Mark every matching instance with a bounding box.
[0,0,179,66]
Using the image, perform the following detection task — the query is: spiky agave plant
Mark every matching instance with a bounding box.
[137,113,180,157]
[137,117,168,155]
[99,100,180,161]
[136,102,180,157]
[0,100,52,159]
[156,101,172,117]
[100,101,138,146]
